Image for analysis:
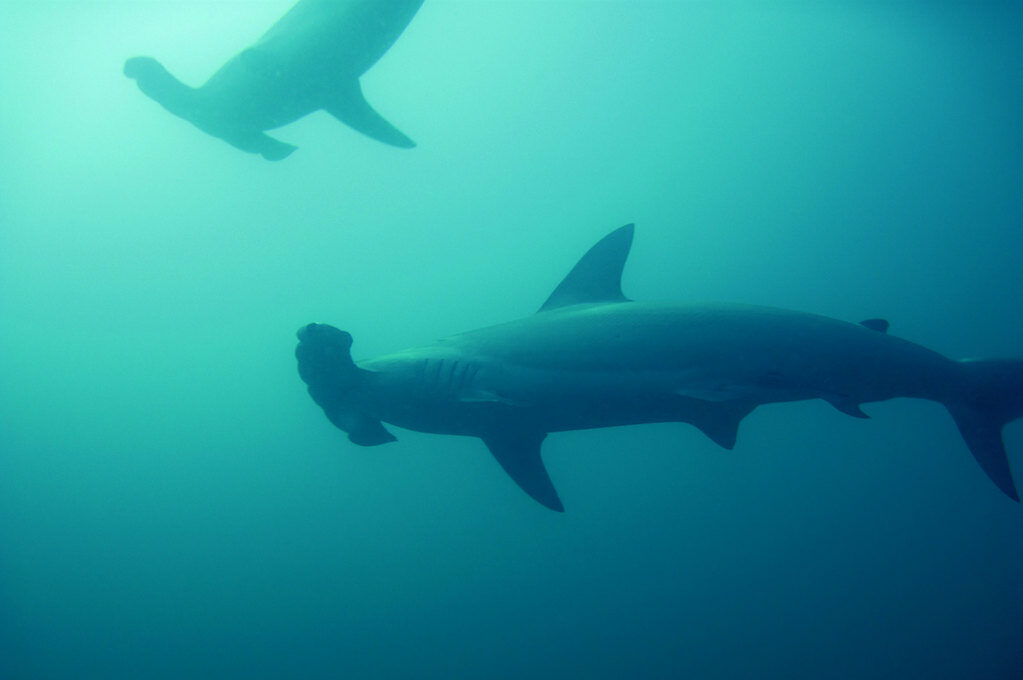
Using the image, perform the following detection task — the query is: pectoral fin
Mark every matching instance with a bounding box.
[324,79,415,148]
[825,396,870,419]
[482,429,563,512]
[686,399,757,450]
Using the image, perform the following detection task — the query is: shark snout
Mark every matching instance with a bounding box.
[295,323,355,372]
[296,322,347,342]
[296,323,319,342]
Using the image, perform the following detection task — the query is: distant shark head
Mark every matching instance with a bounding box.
[295,323,395,446]
[123,56,164,82]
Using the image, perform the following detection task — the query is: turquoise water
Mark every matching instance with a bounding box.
[3,1,1023,677]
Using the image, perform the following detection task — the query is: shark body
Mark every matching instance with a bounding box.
[124,0,423,159]
[297,225,1022,511]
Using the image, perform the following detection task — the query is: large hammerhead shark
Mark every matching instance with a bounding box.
[124,0,423,159]
[296,225,1022,511]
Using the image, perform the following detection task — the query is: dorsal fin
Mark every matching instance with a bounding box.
[538,224,634,313]
[860,318,889,333]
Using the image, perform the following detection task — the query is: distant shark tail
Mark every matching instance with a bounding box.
[946,359,1023,501]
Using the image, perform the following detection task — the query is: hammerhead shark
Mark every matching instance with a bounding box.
[124,0,423,159]
[296,225,1022,511]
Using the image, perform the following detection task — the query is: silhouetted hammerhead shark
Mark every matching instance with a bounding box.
[125,0,423,159]
[297,225,1022,511]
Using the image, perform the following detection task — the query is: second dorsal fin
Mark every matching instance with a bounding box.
[538,224,634,313]
[860,318,889,333]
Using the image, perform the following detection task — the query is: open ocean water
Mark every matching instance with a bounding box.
[2,1,1023,678]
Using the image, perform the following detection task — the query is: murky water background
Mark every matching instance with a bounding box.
[2,2,1022,677]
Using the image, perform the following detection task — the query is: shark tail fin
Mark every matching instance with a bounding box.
[946,359,1023,501]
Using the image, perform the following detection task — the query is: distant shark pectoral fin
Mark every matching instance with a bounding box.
[482,429,563,512]
[323,79,415,149]
[226,129,297,160]
[227,131,297,161]
[254,133,298,161]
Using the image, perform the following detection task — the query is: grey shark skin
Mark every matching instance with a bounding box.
[296,225,1023,511]
[124,0,423,160]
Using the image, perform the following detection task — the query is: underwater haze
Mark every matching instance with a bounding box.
[3,1,1023,678]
